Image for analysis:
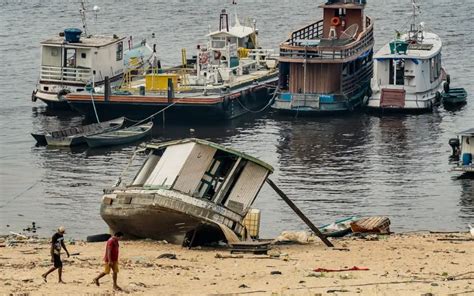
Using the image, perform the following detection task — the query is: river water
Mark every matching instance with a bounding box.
[0,0,473,239]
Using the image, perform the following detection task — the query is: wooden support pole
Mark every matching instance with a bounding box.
[266,178,334,247]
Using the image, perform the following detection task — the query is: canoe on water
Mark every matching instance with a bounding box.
[442,88,468,105]
[32,117,126,147]
[85,121,153,148]
[320,216,359,238]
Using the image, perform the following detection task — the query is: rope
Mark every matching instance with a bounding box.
[90,75,101,123]
[130,98,185,127]
[0,181,40,209]
[114,147,146,187]
[235,85,280,114]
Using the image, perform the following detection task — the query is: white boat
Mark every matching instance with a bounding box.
[449,129,474,174]
[367,0,447,112]
[32,0,152,109]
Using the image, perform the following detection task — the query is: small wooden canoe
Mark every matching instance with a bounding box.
[320,217,359,238]
[85,122,153,148]
[442,88,468,105]
[39,117,126,147]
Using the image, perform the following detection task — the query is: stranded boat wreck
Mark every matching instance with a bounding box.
[272,0,374,114]
[101,138,274,245]
[65,10,279,121]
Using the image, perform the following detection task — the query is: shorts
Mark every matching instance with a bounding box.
[104,261,119,274]
[53,254,62,268]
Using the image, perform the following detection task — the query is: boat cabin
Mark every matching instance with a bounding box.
[372,33,443,96]
[132,139,272,214]
[194,10,275,85]
[456,129,474,171]
[39,29,126,91]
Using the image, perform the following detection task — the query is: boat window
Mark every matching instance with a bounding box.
[212,40,226,49]
[116,42,123,61]
[81,53,87,59]
[195,151,239,201]
[430,54,441,83]
[64,48,76,68]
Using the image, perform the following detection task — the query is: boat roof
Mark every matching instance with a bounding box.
[319,0,365,9]
[374,31,442,60]
[207,24,255,39]
[41,35,126,48]
[459,128,474,136]
[146,138,274,172]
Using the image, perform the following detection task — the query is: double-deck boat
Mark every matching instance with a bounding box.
[65,9,279,121]
[272,0,374,114]
[32,1,152,109]
[367,0,447,112]
[101,138,274,244]
[449,129,474,174]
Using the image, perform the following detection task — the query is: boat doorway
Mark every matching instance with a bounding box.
[64,48,77,68]
[389,59,405,86]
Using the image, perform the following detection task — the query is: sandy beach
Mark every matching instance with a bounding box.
[0,232,473,295]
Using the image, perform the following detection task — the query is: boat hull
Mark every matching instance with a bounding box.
[66,77,278,121]
[367,85,443,114]
[272,83,370,115]
[85,123,153,148]
[100,190,245,244]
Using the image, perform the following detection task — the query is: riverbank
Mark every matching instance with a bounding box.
[0,232,473,295]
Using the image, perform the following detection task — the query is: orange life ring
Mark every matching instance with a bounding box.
[331,17,341,27]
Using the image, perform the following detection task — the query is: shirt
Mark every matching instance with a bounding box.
[104,237,119,262]
[51,233,64,255]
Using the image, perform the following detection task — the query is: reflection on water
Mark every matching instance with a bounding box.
[1,0,474,238]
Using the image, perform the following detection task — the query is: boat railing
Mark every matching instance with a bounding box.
[40,66,92,84]
[280,17,373,62]
[341,59,373,95]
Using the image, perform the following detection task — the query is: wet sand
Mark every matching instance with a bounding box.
[0,233,473,295]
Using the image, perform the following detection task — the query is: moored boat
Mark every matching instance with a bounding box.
[442,87,468,106]
[449,129,474,174]
[35,117,125,147]
[100,138,274,244]
[272,0,374,114]
[368,0,448,112]
[85,122,153,148]
[32,0,152,109]
[65,9,279,121]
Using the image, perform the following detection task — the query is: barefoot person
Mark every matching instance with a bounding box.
[92,232,123,291]
[42,226,70,283]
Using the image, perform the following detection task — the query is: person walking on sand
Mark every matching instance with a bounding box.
[42,226,70,283]
[92,232,123,291]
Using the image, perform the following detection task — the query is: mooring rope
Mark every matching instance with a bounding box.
[235,85,280,114]
[0,181,40,209]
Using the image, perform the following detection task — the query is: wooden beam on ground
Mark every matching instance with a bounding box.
[266,178,334,247]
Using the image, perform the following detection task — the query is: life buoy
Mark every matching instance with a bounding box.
[214,50,222,60]
[331,17,341,27]
[199,52,209,64]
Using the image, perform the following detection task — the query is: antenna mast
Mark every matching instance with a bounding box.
[80,0,88,36]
